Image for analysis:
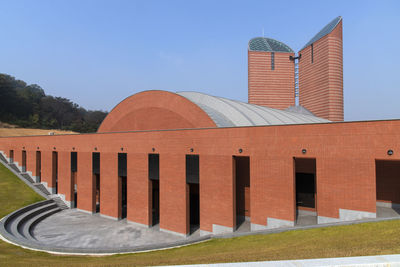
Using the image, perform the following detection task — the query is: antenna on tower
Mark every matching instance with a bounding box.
[262,27,264,37]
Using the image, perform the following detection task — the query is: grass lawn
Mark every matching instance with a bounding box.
[0,163,44,218]
[1,162,400,266]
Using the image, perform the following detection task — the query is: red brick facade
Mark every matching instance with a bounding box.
[1,91,399,235]
[248,51,295,110]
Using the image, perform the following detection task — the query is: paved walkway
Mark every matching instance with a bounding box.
[33,209,193,250]
[30,206,400,252]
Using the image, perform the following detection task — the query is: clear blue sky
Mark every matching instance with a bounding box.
[1,0,399,121]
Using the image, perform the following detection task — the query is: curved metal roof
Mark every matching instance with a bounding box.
[285,105,316,116]
[177,92,329,127]
[301,16,342,50]
[248,37,294,53]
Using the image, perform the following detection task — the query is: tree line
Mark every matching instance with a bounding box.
[0,73,108,133]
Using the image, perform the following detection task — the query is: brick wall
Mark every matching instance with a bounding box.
[298,20,343,121]
[376,160,400,204]
[77,152,95,213]
[3,119,400,232]
[200,155,234,232]
[26,150,36,176]
[58,151,72,202]
[41,151,53,188]
[248,51,295,110]
[100,152,119,219]
[127,153,150,226]
[160,153,188,235]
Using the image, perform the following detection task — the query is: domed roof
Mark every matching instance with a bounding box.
[248,37,294,53]
[177,92,329,127]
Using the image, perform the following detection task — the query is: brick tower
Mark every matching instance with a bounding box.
[248,38,295,110]
[298,16,343,121]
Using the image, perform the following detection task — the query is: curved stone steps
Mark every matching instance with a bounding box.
[0,199,64,247]
[24,207,62,241]
[14,203,58,239]
[3,200,53,234]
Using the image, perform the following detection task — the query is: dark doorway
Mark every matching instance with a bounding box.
[376,160,400,216]
[94,174,100,213]
[149,154,159,226]
[186,155,200,233]
[296,173,315,208]
[93,152,100,213]
[233,156,250,229]
[151,180,159,225]
[118,153,127,219]
[36,151,41,182]
[189,183,199,227]
[120,176,127,219]
[9,150,14,163]
[294,158,317,225]
[52,151,58,194]
[72,172,77,208]
[22,150,27,172]
[71,152,77,208]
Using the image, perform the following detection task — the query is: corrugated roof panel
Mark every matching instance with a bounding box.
[177,92,330,127]
[178,92,253,126]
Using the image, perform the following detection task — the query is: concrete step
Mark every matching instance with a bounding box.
[51,196,69,210]
[12,203,58,239]
[23,206,61,241]
[21,173,35,184]
[8,163,20,173]
[0,153,7,163]
[33,183,51,196]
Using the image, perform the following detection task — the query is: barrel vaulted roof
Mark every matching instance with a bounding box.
[177,91,329,127]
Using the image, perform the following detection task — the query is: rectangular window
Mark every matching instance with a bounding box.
[271,52,275,70]
[148,154,159,180]
[92,152,100,174]
[71,152,77,172]
[186,155,199,184]
[311,44,314,63]
[118,153,127,177]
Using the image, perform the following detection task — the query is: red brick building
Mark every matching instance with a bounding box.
[1,17,399,237]
[248,16,343,121]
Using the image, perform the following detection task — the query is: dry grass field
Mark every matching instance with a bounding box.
[0,127,76,137]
